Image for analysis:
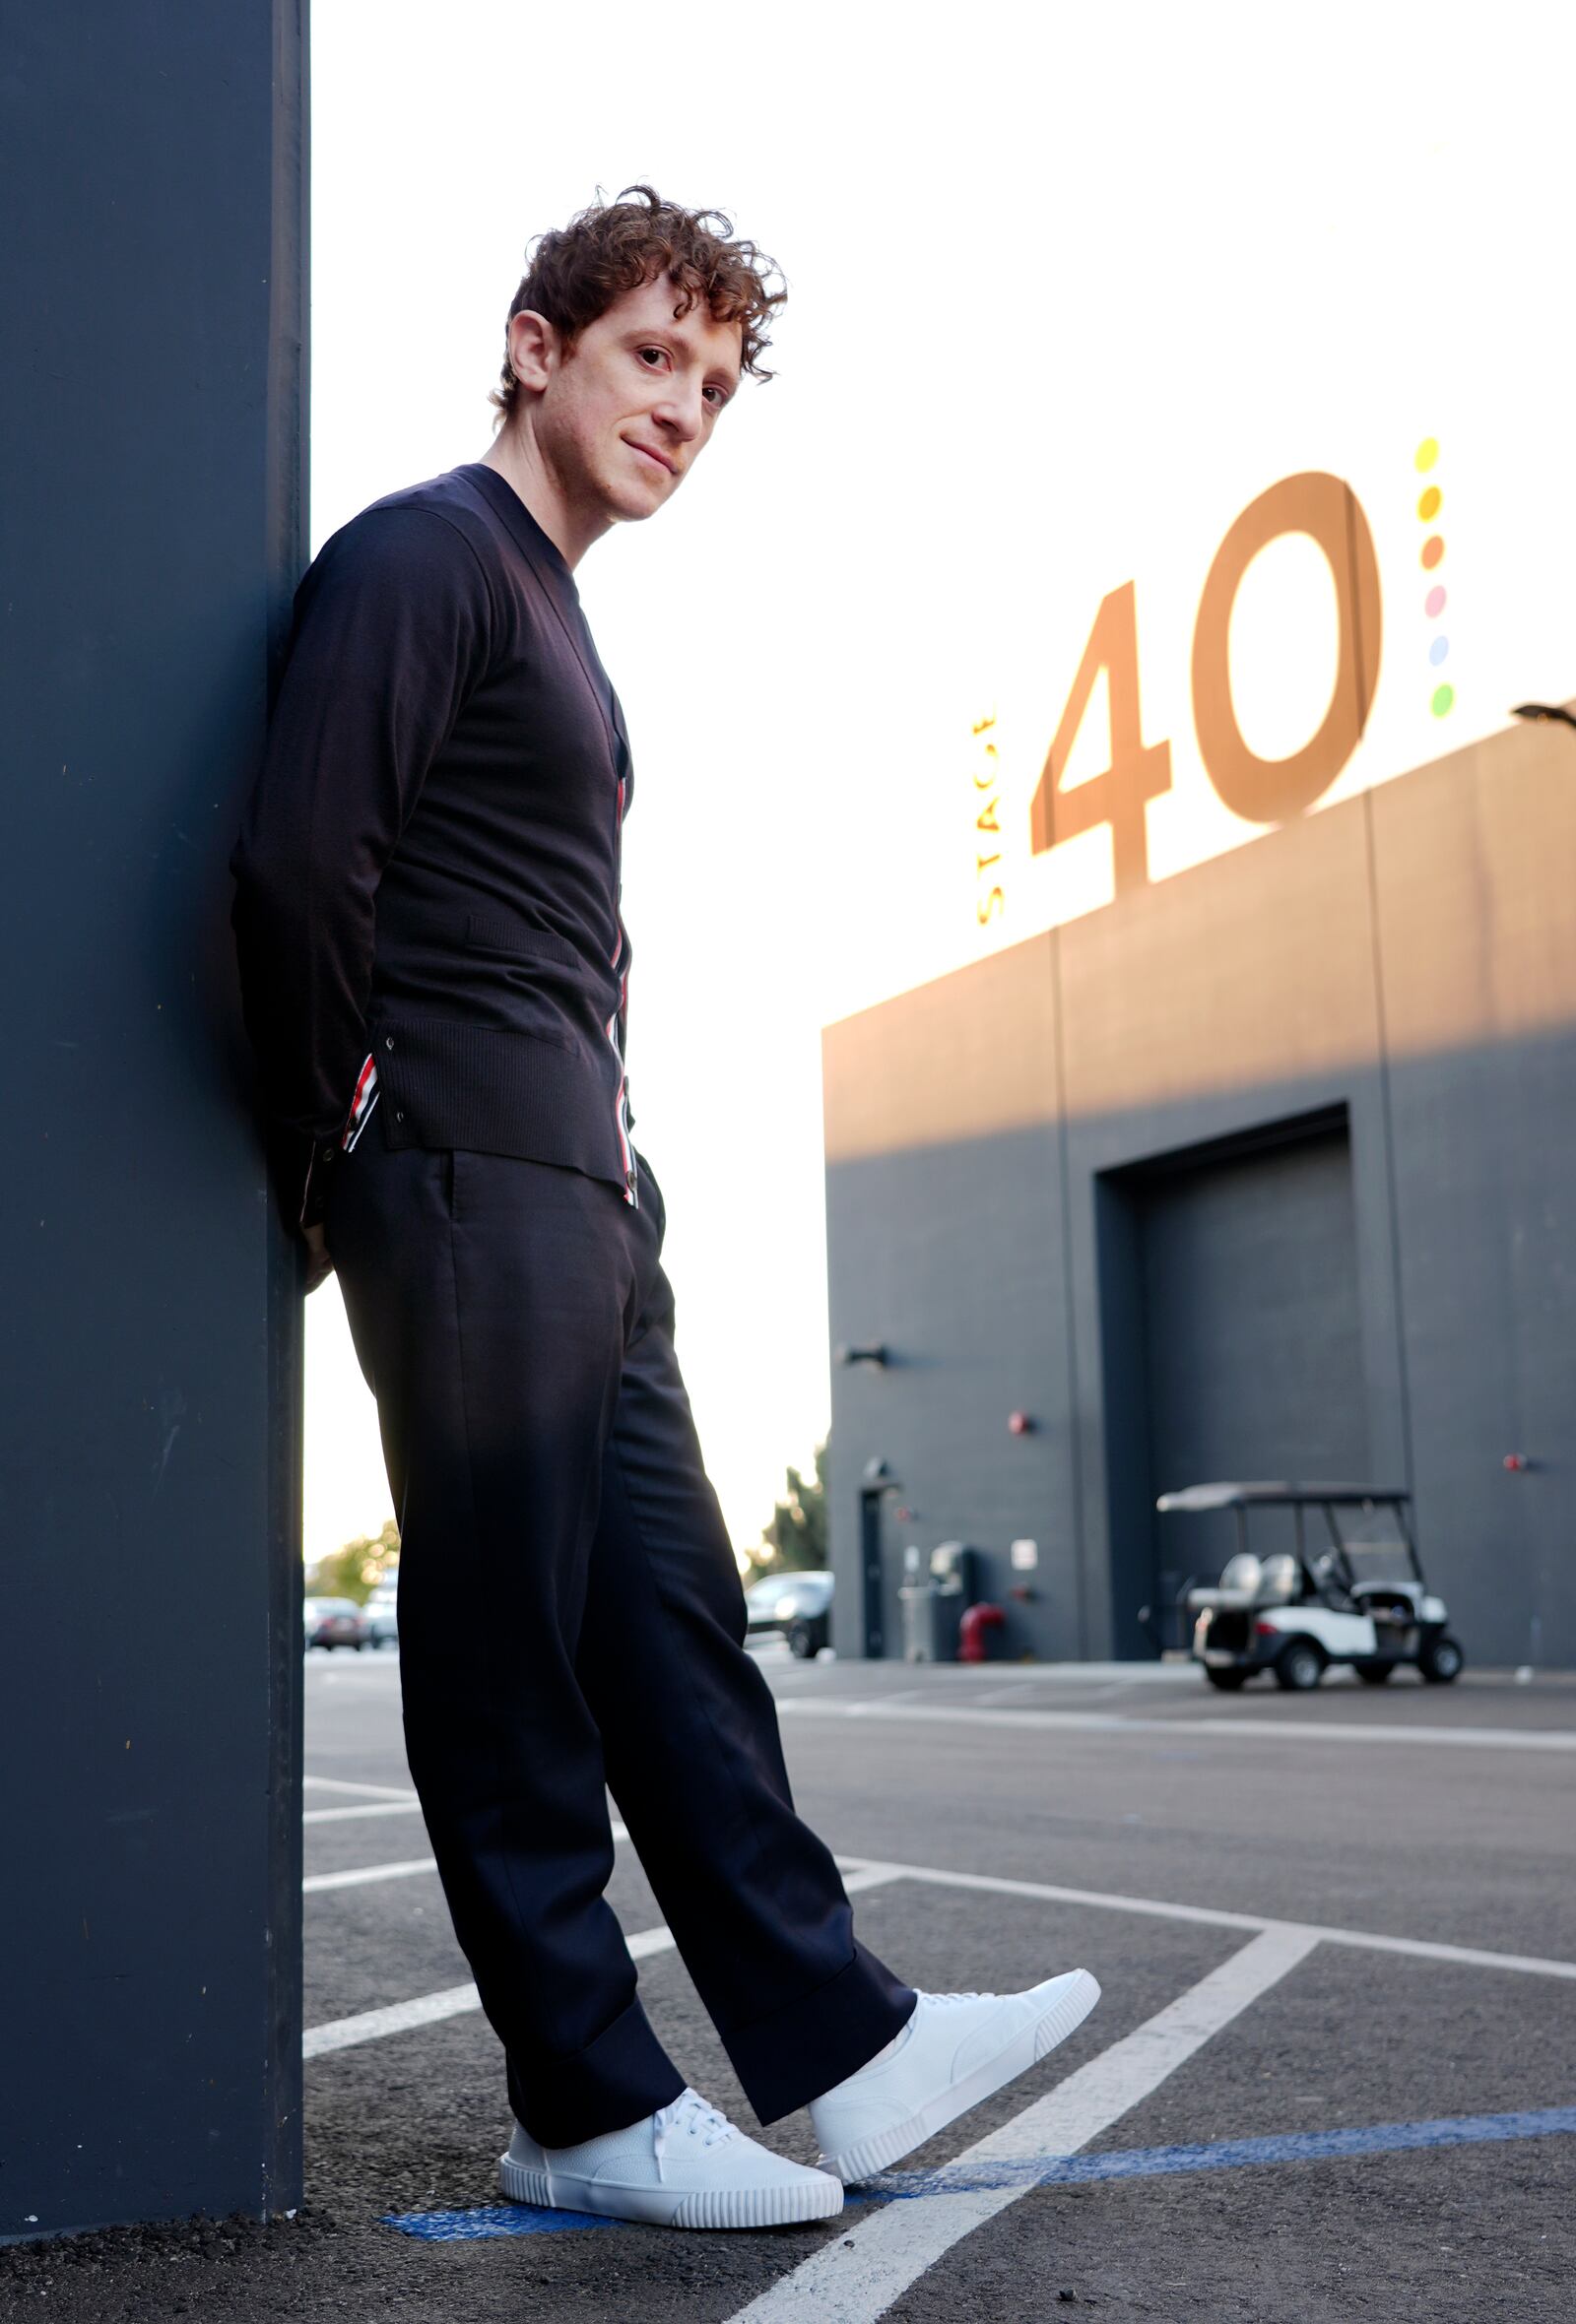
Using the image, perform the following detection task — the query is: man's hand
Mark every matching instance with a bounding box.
[303,1220,335,1294]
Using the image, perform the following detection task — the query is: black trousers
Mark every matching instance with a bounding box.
[326,1128,915,2147]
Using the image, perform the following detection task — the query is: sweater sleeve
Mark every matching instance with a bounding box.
[229,505,494,1226]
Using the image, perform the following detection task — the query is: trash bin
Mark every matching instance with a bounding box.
[898,1544,986,1660]
[928,1542,981,1660]
[898,1543,938,1662]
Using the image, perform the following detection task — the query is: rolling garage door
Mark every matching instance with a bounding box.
[1102,1115,1371,1646]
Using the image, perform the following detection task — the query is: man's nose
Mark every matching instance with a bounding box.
[650,383,705,443]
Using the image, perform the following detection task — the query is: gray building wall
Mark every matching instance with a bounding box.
[823,715,1576,1668]
[1,4,309,2236]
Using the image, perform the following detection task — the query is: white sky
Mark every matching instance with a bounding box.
[303,0,1575,1568]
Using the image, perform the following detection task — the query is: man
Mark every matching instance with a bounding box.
[230,185,1098,2231]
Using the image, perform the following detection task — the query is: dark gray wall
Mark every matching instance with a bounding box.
[823,714,1576,1668]
[823,943,1084,1663]
[826,1124,1081,1664]
[0,4,308,2237]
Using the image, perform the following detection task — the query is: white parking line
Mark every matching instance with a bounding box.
[304,1978,482,2057]
[727,1926,1318,2323]
[802,1663,1201,1687]
[967,1683,1128,1709]
[833,1856,1576,1981]
[778,1699,1576,1753]
[301,1868,905,2058]
[304,1856,438,1894]
[300,1813,1573,1986]
[300,1822,1575,1980]
[303,1799,426,1825]
[303,1924,681,2059]
[303,1823,630,1890]
[303,1775,421,1800]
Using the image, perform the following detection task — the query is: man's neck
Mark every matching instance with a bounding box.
[477,423,607,572]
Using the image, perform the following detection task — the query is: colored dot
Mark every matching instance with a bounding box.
[1425,585,1446,617]
[1415,437,1439,473]
[1417,485,1442,521]
[1429,636,1450,666]
[1421,535,1444,570]
[1431,683,1455,716]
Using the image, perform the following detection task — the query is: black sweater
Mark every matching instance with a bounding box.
[229,463,638,1226]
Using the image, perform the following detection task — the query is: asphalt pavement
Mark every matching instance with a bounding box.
[6,1646,1574,2320]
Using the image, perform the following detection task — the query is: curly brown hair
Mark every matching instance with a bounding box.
[488,183,786,430]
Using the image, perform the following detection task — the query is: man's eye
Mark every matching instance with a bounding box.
[637,347,665,366]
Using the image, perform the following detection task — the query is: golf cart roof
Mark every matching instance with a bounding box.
[1155,1481,1412,1514]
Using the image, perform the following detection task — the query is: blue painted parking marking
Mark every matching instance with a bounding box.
[384,2201,619,2239]
[380,2105,1576,2238]
[868,2103,1576,2197]
[382,2196,880,2238]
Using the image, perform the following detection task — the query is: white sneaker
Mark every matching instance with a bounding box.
[809,1970,1101,2184]
[496,2085,844,2229]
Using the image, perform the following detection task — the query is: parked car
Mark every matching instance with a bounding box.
[364,1581,399,1649]
[303,1595,371,1652]
[744,1570,833,1659]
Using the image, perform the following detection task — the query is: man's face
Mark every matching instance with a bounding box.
[529,271,745,528]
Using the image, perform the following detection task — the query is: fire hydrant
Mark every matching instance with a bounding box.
[958,1601,1006,1663]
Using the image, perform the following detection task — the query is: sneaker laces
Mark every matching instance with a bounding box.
[652,2088,735,2174]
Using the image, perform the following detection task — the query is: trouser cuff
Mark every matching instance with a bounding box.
[507,1990,685,2148]
[723,1940,917,2125]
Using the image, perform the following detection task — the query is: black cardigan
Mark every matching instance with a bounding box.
[229,463,638,1226]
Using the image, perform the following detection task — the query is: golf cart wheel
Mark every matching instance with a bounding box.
[1352,1659,1395,1684]
[1274,1639,1326,1692]
[786,1620,816,1659]
[1418,1633,1465,1684]
[1204,1666,1250,1691]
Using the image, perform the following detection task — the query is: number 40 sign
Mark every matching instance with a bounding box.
[1026,471,1382,897]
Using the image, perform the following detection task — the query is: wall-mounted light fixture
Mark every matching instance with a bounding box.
[836,1343,889,1369]
[1008,1409,1035,1436]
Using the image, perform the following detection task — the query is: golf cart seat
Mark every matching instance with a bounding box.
[1257,1552,1299,1603]
[1185,1550,1299,1615]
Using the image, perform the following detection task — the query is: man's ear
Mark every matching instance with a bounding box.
[506,307,558,396]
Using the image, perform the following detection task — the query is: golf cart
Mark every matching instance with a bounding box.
[1156,1482,1465,1692]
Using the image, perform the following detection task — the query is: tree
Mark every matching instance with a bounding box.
[305,1517,400,1605]
[751,1442,828,1577]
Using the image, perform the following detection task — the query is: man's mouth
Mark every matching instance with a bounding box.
[628,441,675,476]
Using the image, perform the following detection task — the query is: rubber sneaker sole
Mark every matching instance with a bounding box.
[496,2148,844,2228]
[816,1968,1102,2186]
